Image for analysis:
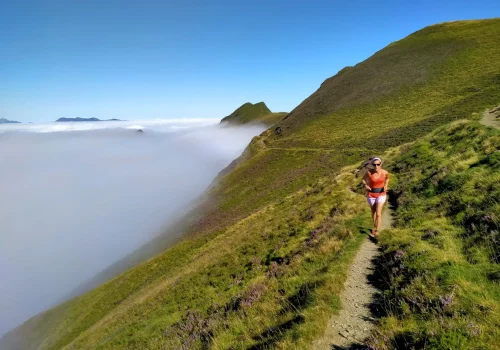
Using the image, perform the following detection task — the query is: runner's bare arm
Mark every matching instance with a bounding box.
[362,172,371,191]
[384,171,390,192]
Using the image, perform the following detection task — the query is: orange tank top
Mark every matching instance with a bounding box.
[367,171,386,198]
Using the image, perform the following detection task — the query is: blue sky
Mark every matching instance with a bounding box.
[1,0,499,122]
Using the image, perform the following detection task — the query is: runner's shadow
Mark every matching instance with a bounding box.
[359,226,378,244]
[358,227,371,236]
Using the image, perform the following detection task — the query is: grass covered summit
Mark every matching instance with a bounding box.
[220,102,287,125]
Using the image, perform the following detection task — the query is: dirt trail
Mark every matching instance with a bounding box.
[481,105,500,129]
[312,207,393,349]
[310,105,498,349]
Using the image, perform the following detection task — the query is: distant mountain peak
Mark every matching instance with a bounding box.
[55,117,122,122]
[0,118,21,124]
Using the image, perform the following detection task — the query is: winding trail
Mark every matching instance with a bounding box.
[481,105,500,129]
[312,207,393,349]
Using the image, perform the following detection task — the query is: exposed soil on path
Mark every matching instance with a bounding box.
[481,105,500,129]
[312,207,393,349]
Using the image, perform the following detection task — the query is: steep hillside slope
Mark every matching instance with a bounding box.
[194,19,500,238]
[371,120,500,349]
[2,18,500,349]
[220,102,286,125]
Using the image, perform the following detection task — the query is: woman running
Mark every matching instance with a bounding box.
[362,157,390,237]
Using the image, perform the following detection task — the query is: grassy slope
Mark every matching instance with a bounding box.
[2,19,500,349]
[220,102,287,126]
[190,19,500,242]
[372,120,500,349]
[256,111,288,126]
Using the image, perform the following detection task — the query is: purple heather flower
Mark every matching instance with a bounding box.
[439,294,453,307]
[310,230,319,239]
[241,283,266,307]
[467,322,481,336]
[482,215,493,222]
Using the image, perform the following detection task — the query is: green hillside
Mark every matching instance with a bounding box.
[372,120,500,349]
[2,18,500,349]
[220,102,287,125]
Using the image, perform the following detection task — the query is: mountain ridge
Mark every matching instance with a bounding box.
[0,118,21,124]
[55,117,122,122]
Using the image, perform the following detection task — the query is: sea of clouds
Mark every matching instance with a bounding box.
[0,119,265,337]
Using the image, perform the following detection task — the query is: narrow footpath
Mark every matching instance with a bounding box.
[481,104,500,129]
[312,207,393,349]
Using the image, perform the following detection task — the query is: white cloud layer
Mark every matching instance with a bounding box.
[0,119,265,337]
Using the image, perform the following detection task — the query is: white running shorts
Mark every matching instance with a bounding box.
[367,195,387,206]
